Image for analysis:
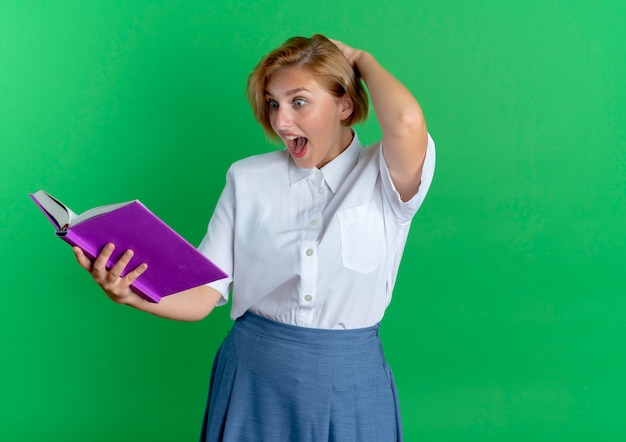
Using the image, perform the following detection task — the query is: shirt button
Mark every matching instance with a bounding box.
[311,218,319,226]
[304,294,313,302]
[315,171,323,180]
[305,248,314,256]
[317,187,326,195]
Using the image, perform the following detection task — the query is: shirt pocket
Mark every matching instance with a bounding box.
[337,201,385,274]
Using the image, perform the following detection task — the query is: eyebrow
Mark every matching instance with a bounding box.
[265,87,310,97]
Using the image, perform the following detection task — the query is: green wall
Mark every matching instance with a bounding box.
[2,1,625,440]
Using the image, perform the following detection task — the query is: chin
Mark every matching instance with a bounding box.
[292,157,316,169]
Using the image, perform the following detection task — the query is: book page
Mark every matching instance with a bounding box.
[74,201,135,226]
[31,190,75,229]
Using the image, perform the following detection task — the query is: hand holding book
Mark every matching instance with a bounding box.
[73,242,148,306]
[30,190,227,304]
[72,241,225,321]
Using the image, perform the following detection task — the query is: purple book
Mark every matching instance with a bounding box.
[30,190,227,303]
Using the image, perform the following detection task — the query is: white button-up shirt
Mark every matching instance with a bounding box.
[198,132,436,329]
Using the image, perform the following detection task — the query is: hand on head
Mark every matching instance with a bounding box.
[328,38,364,67]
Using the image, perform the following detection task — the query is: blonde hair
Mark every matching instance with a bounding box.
[247,34,369,139]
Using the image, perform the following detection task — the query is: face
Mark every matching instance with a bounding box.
[265,67,354,169]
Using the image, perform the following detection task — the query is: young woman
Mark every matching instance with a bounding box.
[74,34,436,441]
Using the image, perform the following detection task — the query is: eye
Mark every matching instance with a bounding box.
[293,98,307,108]
[266,99,278,110]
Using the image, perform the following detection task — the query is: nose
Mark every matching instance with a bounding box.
[273,106,292,130]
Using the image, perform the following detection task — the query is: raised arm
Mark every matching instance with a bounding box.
[74,244,223,321]
[332,39,428,202]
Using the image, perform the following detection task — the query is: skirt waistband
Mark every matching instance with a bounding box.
[235,311,381,349]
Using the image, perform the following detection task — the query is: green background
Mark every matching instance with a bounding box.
[2,0,625,440]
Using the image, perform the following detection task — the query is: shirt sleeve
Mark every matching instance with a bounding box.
[379,133,436,223]
[197,167,236,306]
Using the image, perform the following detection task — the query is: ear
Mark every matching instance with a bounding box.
[338,95,354,120]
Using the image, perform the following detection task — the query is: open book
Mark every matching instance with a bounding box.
[30,190,227,303]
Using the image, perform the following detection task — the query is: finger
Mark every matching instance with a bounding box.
[123,263,148,285]
[329,39,354,62]
[92,243,115,277]
[73,247,93,271]
[330,39,347,53]
[106,249,135,281]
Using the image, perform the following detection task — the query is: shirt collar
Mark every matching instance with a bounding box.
[288,130,362,191]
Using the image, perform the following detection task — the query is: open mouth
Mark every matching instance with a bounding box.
[285,135,308,157]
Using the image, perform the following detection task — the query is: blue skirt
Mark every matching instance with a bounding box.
[200,312,403,441]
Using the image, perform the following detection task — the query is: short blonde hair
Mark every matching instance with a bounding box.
[247,34,369,139]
